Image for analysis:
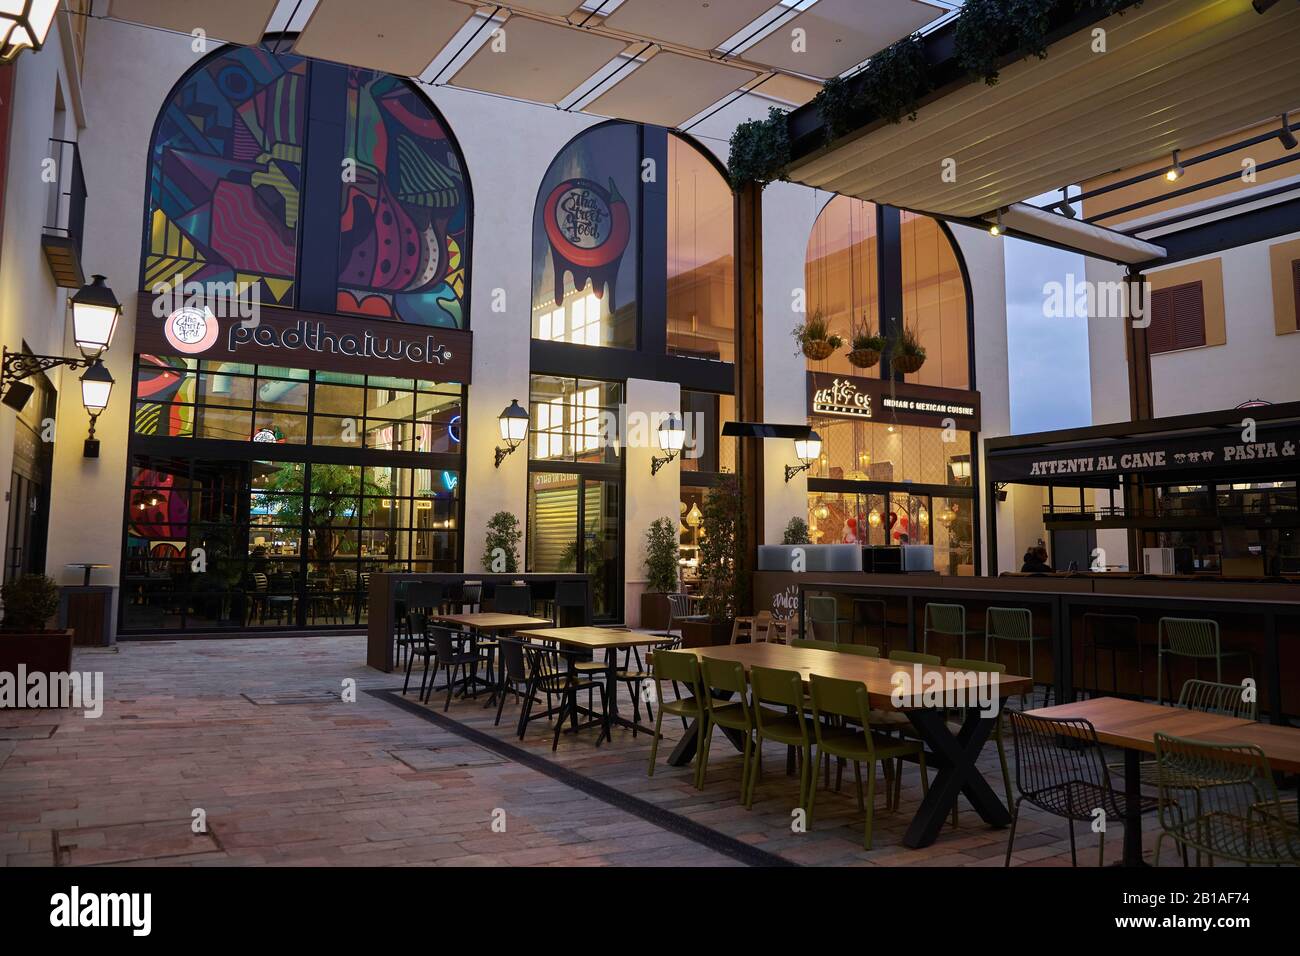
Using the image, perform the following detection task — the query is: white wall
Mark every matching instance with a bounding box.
[622,378,680,625]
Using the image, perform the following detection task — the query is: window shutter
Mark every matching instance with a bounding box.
[1148,280,1205,353]
[1292,260,1300,330]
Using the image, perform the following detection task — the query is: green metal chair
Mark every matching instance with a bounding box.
[808,673,929,849]
[888,649,942,665]
[748,665,814,811]
[922,602,973,658]
[1113,679,1258,789]
[791,637,878,657]
[791,637,837,652]
[1153,733,1300,866]
[1157,618,1254,705]
[646,650,707,788]
[699,658,756,803]
[806,595,851,644]
[984,607,1052,707]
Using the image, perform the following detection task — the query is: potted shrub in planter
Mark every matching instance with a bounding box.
[847,327,886,369]
[482,511,522,573]
[890,322,927,374]
[0,574,73,684]
[682,473,747,647]
[639,516,679,630]
[792,311,843,362]
[782,516,810,545]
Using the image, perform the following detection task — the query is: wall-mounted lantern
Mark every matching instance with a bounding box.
[494,399,529,468]
[784,430,821,482]
[0,0,59,62]
[650,414,686,476]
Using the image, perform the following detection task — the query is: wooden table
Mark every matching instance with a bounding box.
[520,627,667,742]
[678,643,1032,849]
[1024,697,1295,866]
[431,613,554,700]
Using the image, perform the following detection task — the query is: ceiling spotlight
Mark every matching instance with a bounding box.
[1280,112,1297,150]
[1165,149,1184,182]
[1058,187,1076,218]
[989,208,1004,237]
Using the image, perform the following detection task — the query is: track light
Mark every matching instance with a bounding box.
[1058,187,1076,219]
[1165,149,1184,182]
[1280,113,1297,150]
[989,208,1004,237]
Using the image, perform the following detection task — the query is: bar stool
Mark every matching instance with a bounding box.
[921,603,973,659]
[983,607,1051,707]
[1080,612,1142,700]
[1157,617,1255,706]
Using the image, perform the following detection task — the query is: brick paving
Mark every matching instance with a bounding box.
[0,634,1263,867]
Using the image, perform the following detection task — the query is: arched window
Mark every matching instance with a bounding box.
[804,196,968,389]
[144,48,470,327]
[667,133,734,362]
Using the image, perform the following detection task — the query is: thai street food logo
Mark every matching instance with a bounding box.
[543,177,630,311]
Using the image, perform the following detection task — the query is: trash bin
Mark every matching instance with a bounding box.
[58,586,115,646]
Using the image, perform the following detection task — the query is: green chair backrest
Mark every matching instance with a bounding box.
[924,603,965,636]
[809,673,870,724]
[700,657,748,697]
[837,644,880,658]
[1178,678,1257,720]
[791,638,837,652]
[653,649,701,686]
[946,657,1007,674]
[986,607,1032,641]
[749,665,805,708]
[1159,618,1220,658]
[889,649,941,665]
[807,595,838,623]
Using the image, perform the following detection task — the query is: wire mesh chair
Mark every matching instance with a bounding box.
[1006,712,1157,866]
[1153,733,1300,866]
[1156,617,1254,705]
[806,595,850,644]
[922,603,969,658]
[984,607,1051,707]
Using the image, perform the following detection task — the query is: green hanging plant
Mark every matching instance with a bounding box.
[726,106,791,189]
[859,33,931,124]
[811,75,860,144]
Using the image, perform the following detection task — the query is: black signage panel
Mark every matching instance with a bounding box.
[134,296,473,383]
[986,423,1300,483]
[807,372,981,431]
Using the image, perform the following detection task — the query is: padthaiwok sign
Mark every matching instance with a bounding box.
[135,296,473,383]
[986,423,1300,483]
[807,372,981,431]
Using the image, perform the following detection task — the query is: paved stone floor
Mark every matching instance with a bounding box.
[0,634,1260,867]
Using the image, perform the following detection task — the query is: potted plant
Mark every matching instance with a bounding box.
[482,511,522,574]
[792,311,843,361]
[0,574,73,686]
[782,516,810,545]
[890,322,928,374]
[683,473,747,647]
[639,516,680,630]
[847,325,886,369]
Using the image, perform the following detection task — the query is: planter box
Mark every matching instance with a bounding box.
[640,592,672,631]
[681,620,732,648]
[0,630,75,703]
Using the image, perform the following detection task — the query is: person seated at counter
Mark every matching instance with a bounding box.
[1021,546,1054,574]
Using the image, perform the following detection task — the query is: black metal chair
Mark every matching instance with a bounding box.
[1006,711,1157,866]
[447,580,482,615]
[494,637,559,737]
[552,579,589,626]
[400,582,446,666]
[427,625,485,710]
[493,583,533,615]
[402,612,436,699]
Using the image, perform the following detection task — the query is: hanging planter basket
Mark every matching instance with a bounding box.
[892,353,926,374]
[847,348,881,369]
[802,339,837,361]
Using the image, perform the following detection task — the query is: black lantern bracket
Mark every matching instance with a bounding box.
[0,346,94,398]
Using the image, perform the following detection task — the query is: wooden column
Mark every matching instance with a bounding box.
[734,182,764,615]
[1123,269,1155,564]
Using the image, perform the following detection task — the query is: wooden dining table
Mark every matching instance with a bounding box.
[520,627,668,741]
[676,643,1032,849]
[430,612,554,700]
[1026,696,1300,866]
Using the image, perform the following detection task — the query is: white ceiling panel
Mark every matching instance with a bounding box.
[602,0,779,52]
[449,17,629,105]
[742,0,943,79]
[107,0,279,45]
[295,0,474,76]
[586,51,760,127]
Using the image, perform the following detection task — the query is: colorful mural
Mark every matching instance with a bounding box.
[336,69,468,328]
[146,48,305,308]
[134,354,195,438]
[129,468,190,541]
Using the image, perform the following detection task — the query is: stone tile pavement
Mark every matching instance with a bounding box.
[0,634,1254,867]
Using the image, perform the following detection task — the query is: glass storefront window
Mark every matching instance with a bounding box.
[529,375,623,464]
[667,134,734,362]
[805,195,879,377]
[531,123,639,350]
[900,211,970,390]
[527,471,620,620]
[679,390,735,474]
[806,418,972,487]
[932,496,975,575]
[806,490,974,575]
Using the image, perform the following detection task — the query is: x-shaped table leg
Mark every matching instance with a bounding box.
[902,705,1011,848]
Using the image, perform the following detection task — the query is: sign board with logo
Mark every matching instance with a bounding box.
[807,372,981,431]
[135,296,473,383]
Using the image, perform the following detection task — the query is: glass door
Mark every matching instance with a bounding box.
[528,471,622,621]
